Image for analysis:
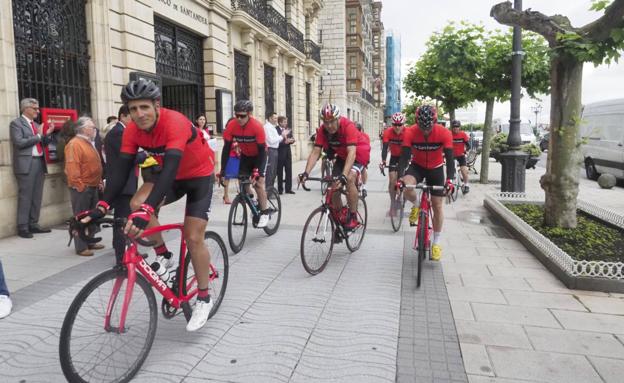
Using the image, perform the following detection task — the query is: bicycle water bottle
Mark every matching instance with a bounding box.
[151,259,173,283]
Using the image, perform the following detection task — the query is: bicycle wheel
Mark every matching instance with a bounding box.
[182,231,229,320]
[59,268,157,383]
[346,196,368,252]
[263,188,282,236]
[227,195,247,253]
[390,191,404,232]
[300,207,335,275]
[451,172,460,201]
[416,210,427,288]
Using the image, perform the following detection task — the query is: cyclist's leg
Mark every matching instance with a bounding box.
[427,167,446,250]
[346,166,361,214]
[403,164,423,204]
[331,158,346,210]
[457,155,469,184]
[254,177,268,211]
[388,156,400,200]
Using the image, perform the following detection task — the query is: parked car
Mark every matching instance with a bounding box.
[498,123,537,144]
[580,99,624,180]
[539,133,550,152]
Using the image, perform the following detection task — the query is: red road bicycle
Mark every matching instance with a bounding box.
[59,217,229,383]
[396,180,446,287]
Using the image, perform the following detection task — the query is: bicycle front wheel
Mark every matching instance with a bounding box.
[300,207,335,275]
[390,191,404,232]
[263,188,281,236]
[416,210,427,288]
[227,195,247,253]
[452,173,460,201]
[59,268,157,383]
[346,196,368,252]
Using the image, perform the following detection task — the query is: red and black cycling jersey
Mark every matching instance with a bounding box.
[315,117,369,161]
[383,127,405,157]
[121,107,214,179]
[452,130,470,157]
[223,117,266,157]
[402,123,453,169]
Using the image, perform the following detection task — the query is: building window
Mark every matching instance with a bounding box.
[348,11,357,34]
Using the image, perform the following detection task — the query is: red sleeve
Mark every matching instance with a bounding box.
[402,126,413,147]
[344,120,358,146]
[463,132,470,143]
[443,129,453,149]
[254,119,266,145]
[315,126,327,147]
[223,120,234,141]
[383,129,390,144]
[165,116,194,152]
[120,124,138,155]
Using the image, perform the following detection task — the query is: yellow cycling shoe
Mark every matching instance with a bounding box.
[431,244,442,261]
[408,206,419,226]
[139,155,159,169]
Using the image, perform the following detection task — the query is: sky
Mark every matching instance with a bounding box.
[380,0,624,125]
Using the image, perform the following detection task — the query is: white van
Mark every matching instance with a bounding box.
[580,99,624,180]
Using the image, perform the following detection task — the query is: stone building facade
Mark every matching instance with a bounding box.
[318,0,384,138]
[0,0,323,238]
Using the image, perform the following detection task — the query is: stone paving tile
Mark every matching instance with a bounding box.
[449,300,475,321]
[471,303,560,328]
[487,346,603,383]
[461,275,533,291]
[500,290,587,311]
[302,328,396,366]
[131,371,187,382]
[446,286,507,304]
[460,343,494,377]
[506,256,546,269]
[467,376,541,383]
[291,355,395,382]
[239,301,322,329]
[441,263,493,277]
[455,320,532,349]
[525,326,624,358]
[588,356,624,383]
[0,322,58,363]
[0,329,63,382]
[141,339,212,377]
[551,309,624,333]
[576,295,624,315]
[450,254,513,266]
[475,248,534,258]
[487,265,550,279]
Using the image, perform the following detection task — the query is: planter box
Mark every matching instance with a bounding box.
[484,193,624,292]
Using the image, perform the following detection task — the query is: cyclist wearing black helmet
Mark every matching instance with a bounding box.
[219,100,272,228]
[398,105,455,261]
[451,120,471,193]
[80,78,216,332]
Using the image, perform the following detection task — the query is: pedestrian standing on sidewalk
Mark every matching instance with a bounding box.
[104,106,138,265]
[65,117,105,256]
[264,111,285,192]
[276,116,295,194]
[0,260,11,319]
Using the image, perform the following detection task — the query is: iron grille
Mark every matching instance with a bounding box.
[265,7,288,42]
[231,0,267,24]
[304,40,321,64]
[264,64,275,115]
[287,24,305,54]
[234,51,250,102]
[13,0,91,114]
[285,74,293,131]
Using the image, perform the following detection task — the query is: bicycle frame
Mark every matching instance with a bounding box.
[415,190,433,251]
[236,177,262,218]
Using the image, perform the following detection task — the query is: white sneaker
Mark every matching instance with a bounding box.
[186,297,213,332]
[151,254,176,282]
[257,213,269,228]
[0,295,12,319]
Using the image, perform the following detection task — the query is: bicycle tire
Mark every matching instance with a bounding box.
[59,268,157,383]
[263,188,282,236]
[300,207,335,275]
[416,210,427,288]
[452,172,460,201]
[227,195,247,253]
[183,231,229,320]
[390,191,404,232]
[346,196,368,252]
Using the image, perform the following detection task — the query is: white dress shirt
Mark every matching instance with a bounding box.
[22,115,43,157]
[264,121,282,149]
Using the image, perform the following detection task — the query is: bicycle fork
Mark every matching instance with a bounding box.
[105,263,137,334]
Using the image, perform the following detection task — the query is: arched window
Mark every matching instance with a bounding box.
[13,0,91,114]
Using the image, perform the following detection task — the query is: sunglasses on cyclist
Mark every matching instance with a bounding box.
[235,114,248,119]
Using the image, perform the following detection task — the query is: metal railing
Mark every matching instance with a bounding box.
[361,88,374,105]
[231,0,267,24]
[288,24,305,54]
[265,6,288,41]
[304,40,321,64]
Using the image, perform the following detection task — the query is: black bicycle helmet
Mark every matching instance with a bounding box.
[451,120,461,128]
[416,105,437,131]
[120,79,161,104]
[234,100,253,113]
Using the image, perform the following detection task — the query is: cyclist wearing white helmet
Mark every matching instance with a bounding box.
[381,112,407,215]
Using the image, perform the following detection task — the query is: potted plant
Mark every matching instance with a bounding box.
[489,133,542,169]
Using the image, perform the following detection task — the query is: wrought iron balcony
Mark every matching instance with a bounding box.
[265,6,288,42]
[231,0,267,24]
[361,88,375,105]
[304,40,321,64]
[288,24,305,54]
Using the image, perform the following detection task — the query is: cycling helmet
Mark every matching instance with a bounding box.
[451,120,461,128]
[120,79,161,104]
[319,103,340,122]
[391,112,406,125]
[416,105,437,131]
[234,100,253,113]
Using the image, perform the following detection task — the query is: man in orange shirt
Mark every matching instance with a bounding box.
[64,117,104,256]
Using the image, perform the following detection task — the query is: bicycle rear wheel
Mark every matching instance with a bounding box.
[300,207,335,275]
[227,195,247,253]
[346,196,368,252]
[390,191,404,232]
[263,188,282,236]
[59,268,157,383]
[451,172,460,201]
[416,210,427,288]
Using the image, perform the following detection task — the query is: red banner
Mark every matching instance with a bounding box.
[40,108,78,163]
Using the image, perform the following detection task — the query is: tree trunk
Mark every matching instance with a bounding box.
[540,57,583,228]
[479,99,495,184]
[448,109,456,121]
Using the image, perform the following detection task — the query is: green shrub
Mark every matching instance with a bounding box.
[505,203,624,263]
[490,133,542,158]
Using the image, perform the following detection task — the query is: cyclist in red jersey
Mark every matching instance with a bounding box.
[80,79,216,332]
[398,105,455,261]
[381,112,407,215]
[299,103,369,231]
[451,120,471,194]
[219,100,271,228]
[355,122,371,196]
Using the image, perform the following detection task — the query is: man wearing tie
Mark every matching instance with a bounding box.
[9,98,54,238]
[277,116,295,194]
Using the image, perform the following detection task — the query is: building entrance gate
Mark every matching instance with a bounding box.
[154,17,204,121]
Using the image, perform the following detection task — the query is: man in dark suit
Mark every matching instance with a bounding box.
[277,116,295,194]
[104,105,139,265]
[9,98,54,238]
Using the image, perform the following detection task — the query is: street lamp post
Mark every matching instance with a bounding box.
[501,0,528,192]
[531,103,543,135]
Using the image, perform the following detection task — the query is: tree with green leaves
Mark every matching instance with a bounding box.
[403,23,483,120]
[477,30,550,183]
[402,96,446,125]
[492,0,624,228]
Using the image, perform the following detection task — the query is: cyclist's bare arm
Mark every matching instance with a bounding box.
[304,146,322,175]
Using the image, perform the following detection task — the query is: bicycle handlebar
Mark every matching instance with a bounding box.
[298,176,336,192]
[68,217,156,248]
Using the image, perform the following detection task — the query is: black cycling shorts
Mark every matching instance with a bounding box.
[332,157,365,177]
[161,175,214,220]
[239,155,265,178]
[389,155,400,171]
[455,155,467,167]
[405,164,445,197]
